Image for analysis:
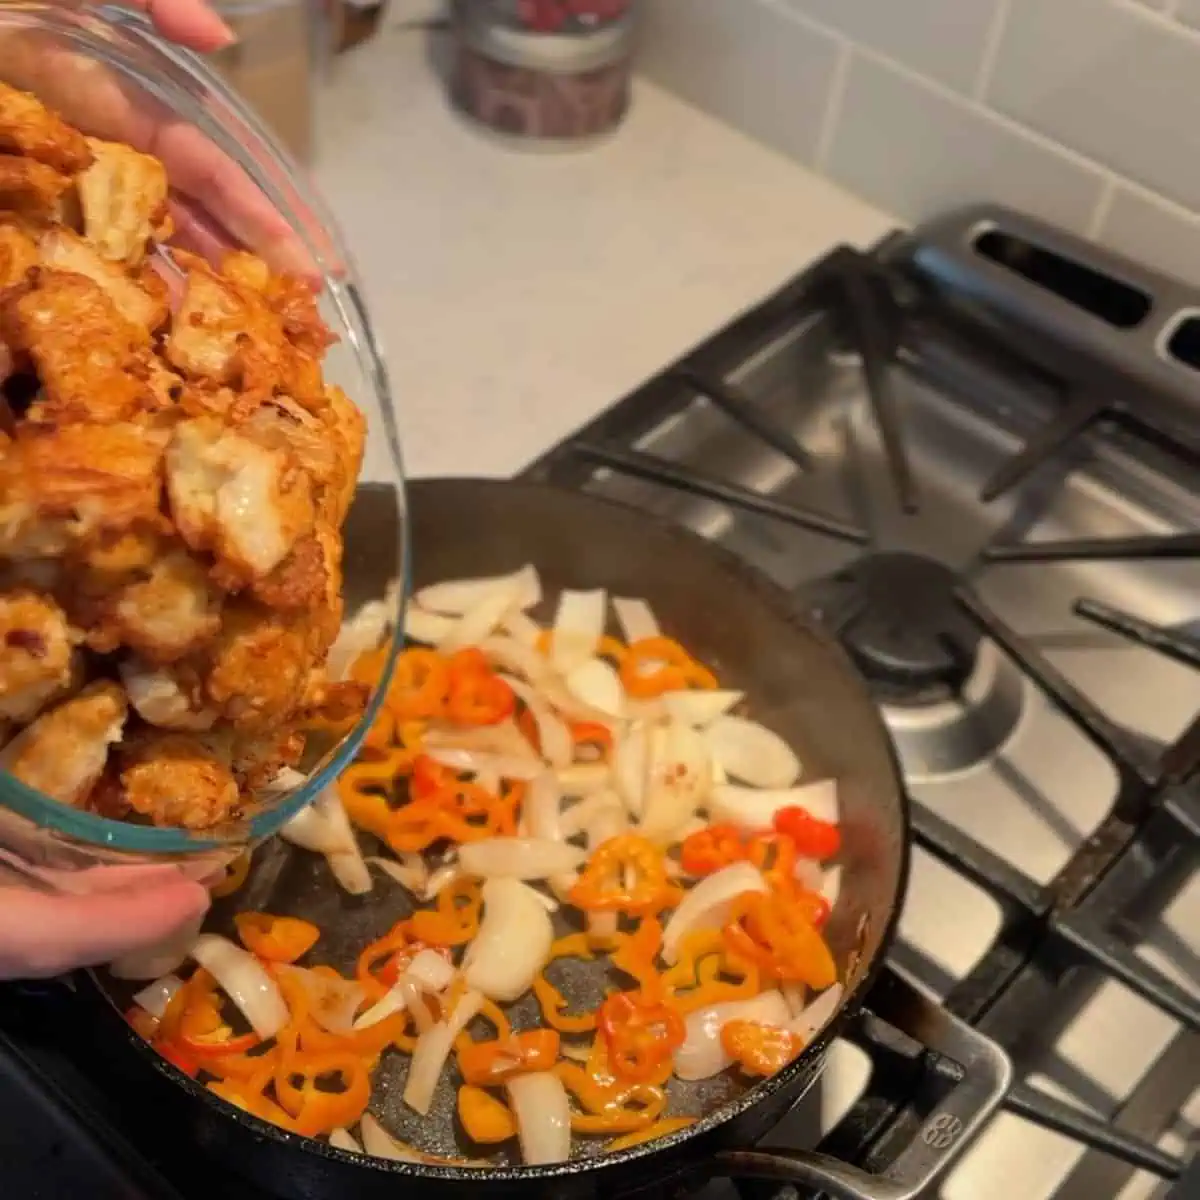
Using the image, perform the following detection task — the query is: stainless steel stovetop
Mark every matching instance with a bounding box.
[0,204,1195,1200]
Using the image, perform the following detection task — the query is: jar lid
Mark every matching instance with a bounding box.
[451,0,636,74]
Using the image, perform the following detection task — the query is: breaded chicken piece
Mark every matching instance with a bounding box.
[0,270,165,424]
[77,549,222,663]
[201,726,306,792]
[0,155,72,221]
[250,525,334,614]
[120,733,241,830]
[163,252,323,407]
[202,602,313,731]
[0,82,92,173]
[297,670,368,727]
[0,422,167,557]
[73,526,163,576]
[0,680,125,806]
[222,251,335,359]
[0,589,76,722]
[120,657,216,731]
[38,228,168,333]
[321,386,366,528]
[165,416,315,587]
[76,137,171,265]
[0,220,38,289]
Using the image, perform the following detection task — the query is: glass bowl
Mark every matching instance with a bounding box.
[0,3,407,889]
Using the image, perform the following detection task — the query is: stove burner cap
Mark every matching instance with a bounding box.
[833,552,980,701]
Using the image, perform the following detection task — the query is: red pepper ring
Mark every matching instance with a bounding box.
[446,670,516,725]
[596,991,686,1083]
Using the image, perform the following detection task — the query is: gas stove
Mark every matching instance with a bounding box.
[1,204,1197,1199]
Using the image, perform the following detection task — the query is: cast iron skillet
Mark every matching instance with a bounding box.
[77,479,1009,1200]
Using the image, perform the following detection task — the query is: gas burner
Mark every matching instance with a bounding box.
[815,552,981,703]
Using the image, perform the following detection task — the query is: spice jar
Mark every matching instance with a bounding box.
[450,0,637,148]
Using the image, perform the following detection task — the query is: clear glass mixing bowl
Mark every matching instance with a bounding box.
[0,3,407,889]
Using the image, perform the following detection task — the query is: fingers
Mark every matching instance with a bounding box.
[0,877,210,980]
[126,0,236,52]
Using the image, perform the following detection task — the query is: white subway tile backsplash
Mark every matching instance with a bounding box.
[637,0,841,166]
[778,0,1003,94]
[1096,186,1200,287]
[825,55,1106,232]
[988,0,1200,212]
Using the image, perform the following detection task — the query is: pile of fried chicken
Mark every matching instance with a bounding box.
[0,82,367,832]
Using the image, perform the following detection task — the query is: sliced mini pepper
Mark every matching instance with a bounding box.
[679,823,745,876]
[661,928,761,1013]
[235,913,320,964]
[533,933,599,1034]
[275,1051,372,1137]
[721,1019,802,1077]
[457,1085,517,1144]
[606,1116,696,1152]
[555,1056,669,1133]
[386,648,450,720]
[209,850,252,898]
[569,834,681,917]
[722,891,837,990]
[408,876,483,947]
[208,1078,297,1131]
[772,805,841,862]
[446,670,515,725]
[456,1030,560,1086]
[596,991,686,1083]
[570,720,613,757]
[620,636,717,698]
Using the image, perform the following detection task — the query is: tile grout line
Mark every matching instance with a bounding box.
[974,0,1014,102]
[815,41,853,171]
[1087,176,1118,239]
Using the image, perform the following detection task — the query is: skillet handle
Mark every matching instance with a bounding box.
[711,967,1013,1200]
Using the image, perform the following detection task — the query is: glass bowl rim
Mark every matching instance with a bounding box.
[0,2,410,854]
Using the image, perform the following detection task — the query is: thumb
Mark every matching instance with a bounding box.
[0,878,210,980]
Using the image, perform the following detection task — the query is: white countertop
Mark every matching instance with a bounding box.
[314,24,894,479]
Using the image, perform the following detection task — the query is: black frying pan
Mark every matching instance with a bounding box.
[75,479,1005,1200]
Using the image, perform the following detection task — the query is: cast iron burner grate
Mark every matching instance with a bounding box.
[528,237,1200,1196]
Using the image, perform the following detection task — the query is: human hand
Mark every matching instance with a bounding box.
[0,0,318,275]
[0,864,209,980]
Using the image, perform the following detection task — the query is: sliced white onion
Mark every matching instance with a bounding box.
[537,673,619,727]
[790,982,844,1044]
[507,1071,571,1166]
[612,596,660,644]
[550,589,606,673]
[674,990,791,1081]
[459,837,586,880]
[662,861,768,964]
[793,855,825,894]
[264,766,308,795]
[360,1113,422,1161]
[463,878,553,1002]
[403,988,484,1116]
[639,720,712,844]
[564,658,626,719]
[354,948,456,1029]
[437,584,522,654]
[503,676,573,769]
[416,566,540,616]
[317,787,373,896]
[710,779,839,834]
[613,721,651,818]
[367,854,427,894]
[424,719,539,761]
[132,974,183,1020]
[479,636,549,685]
[525,772,563,841]
[502,609,542,647]
[326,595,394,680]
[821,864,843,912]
[782,983,808,1018]
[662,689,743,728]
[424,864,462,901]
[703,716,801,789]
[555,762,611,796]
[274,964,364,1034]
[423,745,544,782]
[559,790,624,840]
[107,912,204,981]
[188,934,288,1040]
[403,606,455,646]
[328,1127,362,1154]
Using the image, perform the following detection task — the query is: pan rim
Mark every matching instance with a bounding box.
[90,475,912,1183]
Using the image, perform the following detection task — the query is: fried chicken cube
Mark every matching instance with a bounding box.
[297,670,368,727]
[0,220,38,289]
[0,680,126,806]
[165,416,315,587]
[202,602,313,731]
[76,137,171,265]
[0,81,92,173]
[0,422,167,557]
[77,549,223,663]
[222,250,335,359]
[321,386,365,528]
[38,228,168,333]
[229,727,306,791]
[119,733,241,830]
[0,154,72,221]
[120,657,216,731]
[0,589,76,722]
[0,270,165,424]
